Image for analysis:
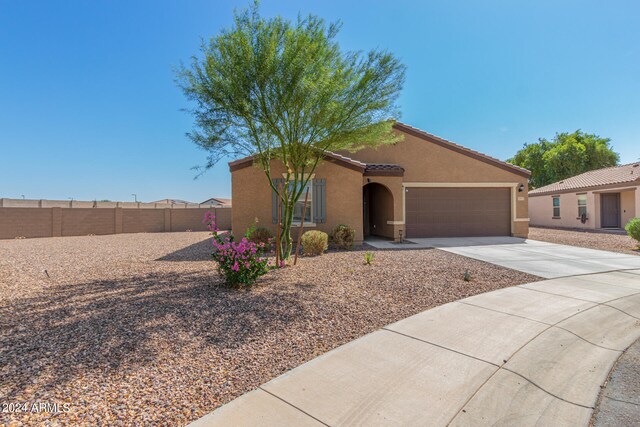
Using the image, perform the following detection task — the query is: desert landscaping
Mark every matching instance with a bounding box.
[529,227,639,256]
[0,232,538,426]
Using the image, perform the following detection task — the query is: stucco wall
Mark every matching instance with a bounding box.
[232,128,530,241]
[530,188,637,229]
[231,160,364,243]
[345,131,528,184]
[621,189,637,227]
[345,130,530,238]
[530,193,594,229]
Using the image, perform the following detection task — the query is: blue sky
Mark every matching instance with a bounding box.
[1,0,638,202]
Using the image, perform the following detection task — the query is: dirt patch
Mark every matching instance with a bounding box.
[529,227,639,255]
[0,232,538,426]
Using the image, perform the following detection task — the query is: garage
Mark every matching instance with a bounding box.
[405,187,512,237]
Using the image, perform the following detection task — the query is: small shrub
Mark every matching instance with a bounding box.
[463,270,471,282]
[364,251,375,265]
[331,224,356,250]
[248,226,274,246]
[301,230,328,256]
[204,211,270,287]
[625,217,640,248]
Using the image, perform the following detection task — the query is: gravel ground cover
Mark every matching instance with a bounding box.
[529,226,640,255]
[1,232,538,426]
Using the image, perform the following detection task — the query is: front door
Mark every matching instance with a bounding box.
[600,193,621,228]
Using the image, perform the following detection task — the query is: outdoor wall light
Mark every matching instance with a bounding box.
[518,184,525,192]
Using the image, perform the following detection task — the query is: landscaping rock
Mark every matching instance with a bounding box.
[0,232,538,426]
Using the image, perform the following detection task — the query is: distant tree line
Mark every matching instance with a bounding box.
[508,130,619,189]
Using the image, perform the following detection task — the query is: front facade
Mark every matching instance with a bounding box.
[529,163,640,230]
[230,122,531,243]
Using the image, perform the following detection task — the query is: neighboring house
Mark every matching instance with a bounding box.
[529,163,640,230]
[201,197,232,207]
[230,122,531,243]
[153,199,194,205]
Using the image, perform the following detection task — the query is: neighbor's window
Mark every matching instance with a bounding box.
[552,196,560,217]
[289,181,312,223]
[577,194,587,217]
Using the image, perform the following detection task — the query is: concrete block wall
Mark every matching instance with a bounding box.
[0,208,53,239]
[62,208,116,236]
[0,200,232,239]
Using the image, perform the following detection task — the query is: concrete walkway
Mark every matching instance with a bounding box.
[190,269,640,427]
[366,237,640,278]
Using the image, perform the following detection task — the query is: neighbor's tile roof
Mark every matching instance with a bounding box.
[201,197,232,205]
[529,163,640,195]
[153,199,194,204]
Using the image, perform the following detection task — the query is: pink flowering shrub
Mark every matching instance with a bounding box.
[203,211,270,287]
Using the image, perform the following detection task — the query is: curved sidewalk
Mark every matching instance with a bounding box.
[190,269,640,427]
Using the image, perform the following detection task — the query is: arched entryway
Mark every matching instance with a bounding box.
[363,182,394,239]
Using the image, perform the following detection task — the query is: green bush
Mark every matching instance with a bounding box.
[301,230,328,256]
[364,251,375,265]
[331,224,356,250]
[248,226,274,246]
[625,217,640,248]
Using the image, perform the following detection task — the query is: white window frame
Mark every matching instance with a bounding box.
[552,196,561,218]
[288,180,314,226]
[577,194,587,218]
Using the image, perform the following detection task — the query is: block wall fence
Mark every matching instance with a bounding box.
[0,199,231,239]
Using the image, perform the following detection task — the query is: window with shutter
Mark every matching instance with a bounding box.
[313,178,326,223]
[272,178,285,223]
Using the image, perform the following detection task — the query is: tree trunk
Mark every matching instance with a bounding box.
[279,199,295,261]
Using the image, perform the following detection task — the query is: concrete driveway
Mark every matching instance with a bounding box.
[190,239,640,426]
[368,236,640,278]
[190,269,640,426]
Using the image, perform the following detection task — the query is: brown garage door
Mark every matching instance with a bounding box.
[405,187,511,238]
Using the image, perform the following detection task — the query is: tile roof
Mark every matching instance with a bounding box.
[201,197,232,206]
[529,163,640,196]
[228,122,531,178]
[393,122,531,177]
[323,151,366,169]
[364,163,405,176]
[365,163,404,171]
[153,199,194,205]
[228,150,367,172]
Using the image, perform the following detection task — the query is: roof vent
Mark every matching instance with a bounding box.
[558,180,564,184]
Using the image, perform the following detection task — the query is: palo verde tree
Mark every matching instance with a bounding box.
[177,2,405,260]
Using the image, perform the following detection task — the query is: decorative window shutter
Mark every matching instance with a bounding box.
[272,178,285,223]
[312,178,326,223]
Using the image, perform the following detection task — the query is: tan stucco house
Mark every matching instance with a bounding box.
[230,122,531,243]
[529,163,640,230]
